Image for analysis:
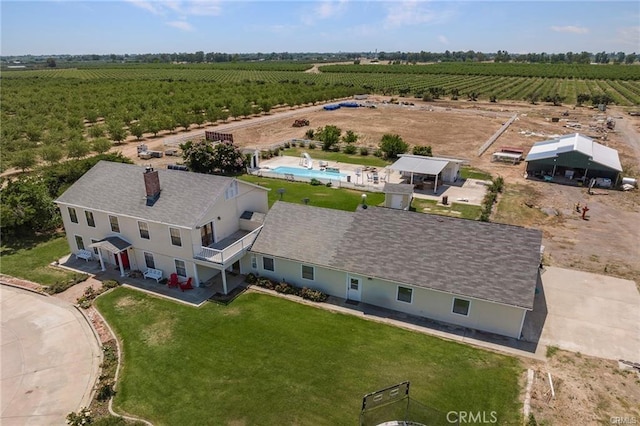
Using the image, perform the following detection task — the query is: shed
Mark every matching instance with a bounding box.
[525,133,622,183]
[383,183,414,210]
[389,155,464,193]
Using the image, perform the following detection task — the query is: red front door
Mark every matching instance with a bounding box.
[115,251,130,270]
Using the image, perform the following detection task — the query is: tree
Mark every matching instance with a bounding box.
[11,150,37,171]
[92,138,112,154]
[379,134,408,159]
[525,92,540,105]
[40,145,64,165]
[316,125,342,151]
[342,130,358,144]
[176,112,191,131]
[129,122,144,140]
[467,91,479,101]
[66,139,91,159]
[144,117,161,137]
[88,124,105,139]
[576,93,591,106]
[106,120,128,143]
[46,57,57,68]
[180,140,246,175]
[0,176,61,238]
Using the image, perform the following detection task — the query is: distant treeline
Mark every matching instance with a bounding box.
[2,50,637,68]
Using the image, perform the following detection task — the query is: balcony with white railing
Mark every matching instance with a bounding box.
[193,226,262,265]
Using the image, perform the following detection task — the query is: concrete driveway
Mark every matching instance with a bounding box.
[1,285,101,425]
[523,267,640,362]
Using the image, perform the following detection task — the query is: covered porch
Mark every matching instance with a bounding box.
[88,236,132,278]
[389,155,463,194]
[57,254,248,307]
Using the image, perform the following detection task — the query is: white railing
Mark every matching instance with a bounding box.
[193,226,262,264]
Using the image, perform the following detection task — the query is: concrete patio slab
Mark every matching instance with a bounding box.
[1,285,101,425]
[528,267,640,362]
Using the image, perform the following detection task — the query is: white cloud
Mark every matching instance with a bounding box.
[125,0,164,15]
[300,0,348,26]
[384,1,453,29]
[550,25,589,34]
[437,35,448,45]
[167,20,194,31]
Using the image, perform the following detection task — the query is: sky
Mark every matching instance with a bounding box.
[1,1,639,56]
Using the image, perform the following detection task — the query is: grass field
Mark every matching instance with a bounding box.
[96,288,523,425]
[239,174,385,210]
[0,234,78,285]
[412,199,483,220]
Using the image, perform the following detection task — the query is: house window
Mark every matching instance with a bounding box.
[75,235,85,251]
[138,221,150,239]
[91,239,99,256]
[85,211,95,227]
[397,286,413,303]
[225,181,239,199]
[263,257,274,272]
[68,207,78,224]
[174,259,187,278]
[301,265,314,280]
[109,216,120,233]
[452,298,470,316]
[144,252,155,269]
[251,255,257,269]
[169,227,182,247]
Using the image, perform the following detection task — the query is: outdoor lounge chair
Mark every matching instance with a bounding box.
[179,277,194,292]
[168,273,180,288]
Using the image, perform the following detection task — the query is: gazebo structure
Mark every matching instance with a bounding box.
[389,155,465,193]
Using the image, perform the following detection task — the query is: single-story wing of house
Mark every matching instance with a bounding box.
[246,201,543,339]
[525,133,622,183]
[389,155,465,192]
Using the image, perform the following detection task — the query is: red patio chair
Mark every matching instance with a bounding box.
[179,277,193,292]
[168,273,180,288]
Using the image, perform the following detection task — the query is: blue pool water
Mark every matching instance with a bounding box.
[271,166,347,180]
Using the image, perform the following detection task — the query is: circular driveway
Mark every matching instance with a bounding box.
[1,285,101,425]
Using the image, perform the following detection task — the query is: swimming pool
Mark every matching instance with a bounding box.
[271,166,347,180]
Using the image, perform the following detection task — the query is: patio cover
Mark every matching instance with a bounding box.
[389,156,450,176]
[89,236,131,253]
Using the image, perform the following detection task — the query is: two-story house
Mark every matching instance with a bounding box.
[55,161,269,294]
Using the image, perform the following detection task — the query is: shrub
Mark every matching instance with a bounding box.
[359,147,369,156]
[304,129,314,139]
[96,381,115,401]
[257,277,275,290]
[343,144,357,154]
[275,282,298,295]
[412,145,432,156]
[66,407,92,426]
[46,273,89,294]
[373,149,384,158]
[308,142,316,150]
[310,178,322,186]
[245,273,258,284]
[301,288,328,302]
[102,279,120,290]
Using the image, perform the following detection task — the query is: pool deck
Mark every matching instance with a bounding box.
[253,155,487,205]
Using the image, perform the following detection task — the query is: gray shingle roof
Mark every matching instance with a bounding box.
[55,161,253,228]
[251,202,542,309]
[383,183,414,195]
[250,202,354,267]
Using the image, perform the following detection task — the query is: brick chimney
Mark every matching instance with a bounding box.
[143,167,161,206]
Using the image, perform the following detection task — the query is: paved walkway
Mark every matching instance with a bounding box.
[1,285,102,425]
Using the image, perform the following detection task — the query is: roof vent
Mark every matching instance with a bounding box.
[143,167,161,206]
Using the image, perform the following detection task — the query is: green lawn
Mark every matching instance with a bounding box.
[96,289,522,425]
[460,167,492,181]
[412,198,483,220]
[0,233,78,285]
[239,175,385,210]
[281,147,390,167]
